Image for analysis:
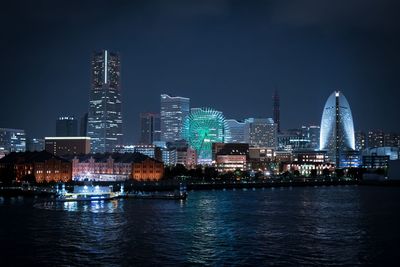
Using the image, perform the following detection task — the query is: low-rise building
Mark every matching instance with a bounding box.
[0,151,72,183]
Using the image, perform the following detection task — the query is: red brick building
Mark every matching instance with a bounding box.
[132,158,164,181]
[0,151,72,183]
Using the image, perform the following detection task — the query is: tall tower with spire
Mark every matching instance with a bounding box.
[272,90,280,133]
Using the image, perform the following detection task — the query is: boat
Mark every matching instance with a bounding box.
[56,184,124,202]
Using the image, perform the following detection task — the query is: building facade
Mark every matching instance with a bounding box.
[45,137,91,156]
[87,50,123,153]
[132,158,164,181]
[320,91,355,165]
[56,116,78,137]
[247,118,277,148]
[225,119,249,143]
[160,94,190,142]
[0,151,72,183]
[0,128,26,153]
[140,112,161,144]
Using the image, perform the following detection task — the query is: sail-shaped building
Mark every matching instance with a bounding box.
[320,91,355,166]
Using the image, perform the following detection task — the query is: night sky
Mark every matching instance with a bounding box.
[2,0,400,143]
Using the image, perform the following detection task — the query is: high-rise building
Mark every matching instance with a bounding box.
[56,116,78,137]
[301,125,320,150]
[0,128,26,153]
[225,119,249,143]
[80,113,88,136]
[160,94,190,142]
[320,91,355,166]
[273,90,280,133]
[367,130,384,148]
[87,50,123,153]
[355,131,367,151]
[247,118,277,148]
[139,113,161,144]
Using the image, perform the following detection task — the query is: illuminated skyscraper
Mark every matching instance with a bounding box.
[87,50,123,153]
[247,118,277,148]
[320,91,355,165]
[160,94,190,142]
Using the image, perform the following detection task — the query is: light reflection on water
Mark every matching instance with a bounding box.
[1,186,400,266]
[34,199,124,213]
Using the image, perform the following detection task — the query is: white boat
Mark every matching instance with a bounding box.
[56,184,123,202]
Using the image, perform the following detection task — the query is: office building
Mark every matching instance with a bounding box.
[0,128,26,153]
[56,116,78,137]
[87,50,123,153]
[225,119,249,143]
[140,112,161,144]
[320,91,355,165]
[367,130,384,148]
[247,118,277,148]
[160,94,190,142]
[45,137,91,156]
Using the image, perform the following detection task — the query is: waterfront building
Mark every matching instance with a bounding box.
[355,131,367,151]
[26,138,44,152]
[0,151,72,183]
[45,137,91,156]
[247,118,277,148]
[282,162,334,177]
[225,119,249,143]
[362,155,389,170]
[293,150,327,164]
[213,143,249,172]
[140,112,161,144]
[339,150,362,168]
[87,50,123,153]
[212,143,249,161]
[160,94,190,142]
[56,116,78,137]
[362,147,399,160]
[132,158,164,181]
[320,91,355,166]
[273,90,281,133]
[0,128,26,153]
[216,155,247,173]
[183,107,230,164]
[68,153,163,181]
[248,147,274,171]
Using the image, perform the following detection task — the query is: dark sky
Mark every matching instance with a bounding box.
[1,0,400,143]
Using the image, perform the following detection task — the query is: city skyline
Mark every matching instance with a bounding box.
[2,1,400,143]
